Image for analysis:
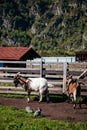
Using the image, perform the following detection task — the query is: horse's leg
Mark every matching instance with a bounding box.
[73,89,76,109]
[39,89,44,102]
[46,89,49,103]
[27,90,31,103]
[68,94,71,103]
[78,95,82,109]
[39,92,49,103]
[39,93,43,102]
[79,99,82,109]
[78,85,82,109]
[39,87,49,103]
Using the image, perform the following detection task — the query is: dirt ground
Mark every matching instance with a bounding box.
[0,97,87,122]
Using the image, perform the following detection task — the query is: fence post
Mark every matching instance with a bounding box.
[63,62,67,93]
[40,57,45,77]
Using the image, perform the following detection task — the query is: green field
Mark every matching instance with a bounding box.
[0,105,87,130]
[0,94,87,130]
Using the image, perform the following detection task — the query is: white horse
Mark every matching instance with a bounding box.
[13,72,50,103]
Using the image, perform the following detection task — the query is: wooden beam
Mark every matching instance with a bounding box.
[77,69,87,79]
[63,62,67,93]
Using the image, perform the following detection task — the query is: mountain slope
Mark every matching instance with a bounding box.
[0,0,87,56]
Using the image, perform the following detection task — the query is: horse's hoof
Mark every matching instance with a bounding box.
[47,99,50,103]
[39,100,42,103]
[27,98,30,102]
[73,104,76,109]
[79,104,82,109]
[27,99,30,103]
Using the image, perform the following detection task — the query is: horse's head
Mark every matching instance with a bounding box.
[13,72,28,88]
[66,75,73,85]
[13,72,21,87]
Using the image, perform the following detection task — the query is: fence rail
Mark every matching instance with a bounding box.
[0,60,87,95]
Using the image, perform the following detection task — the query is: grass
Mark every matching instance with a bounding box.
[0,105,87,130]
[0,93,27,98]
[0,93,87,130]
[0,93,68,103]
[0,93,86,104]
[0,83,12,86]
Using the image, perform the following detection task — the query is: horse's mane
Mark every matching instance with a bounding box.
[18,75,29,91]
[18,75,27,80]
[68,78,77,85]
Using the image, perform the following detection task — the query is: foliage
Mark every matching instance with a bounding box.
[0,0,87,56]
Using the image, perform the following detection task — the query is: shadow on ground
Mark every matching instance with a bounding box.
[33,93,68,103]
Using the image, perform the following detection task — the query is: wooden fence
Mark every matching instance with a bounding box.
[0,60,87,95]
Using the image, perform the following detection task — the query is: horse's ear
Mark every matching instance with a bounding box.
[15,72,20,77]
[17,72,20,76]
[67,75,72,80]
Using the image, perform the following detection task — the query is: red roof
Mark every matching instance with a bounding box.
[0,47,40,60]
[76,51,87,54]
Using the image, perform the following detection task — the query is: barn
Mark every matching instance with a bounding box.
[0,46,41,67]
[75,51,87,62]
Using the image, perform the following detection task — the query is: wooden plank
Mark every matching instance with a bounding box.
[63,62,67,93]
[0,86,23,89]
[0,86,62,94]
[45,74,63,78]
[0,61,26,64]
[0,72,63,79]
[0,79,63,86]
[0,86,62,91]
[40,57,43,77]
[77,69,87,79]
[0,90,39,95]
[0,79,14,83]
[0,90,27,94]
[0,73,40,78]
[0,67,40,71]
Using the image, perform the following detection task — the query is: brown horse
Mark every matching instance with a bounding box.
[13,72,49,103]
[67,75,81,109]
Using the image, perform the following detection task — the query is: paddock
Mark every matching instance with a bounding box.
[0,60,87,122]
[0,60,87,96]
[0,96,87,122]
